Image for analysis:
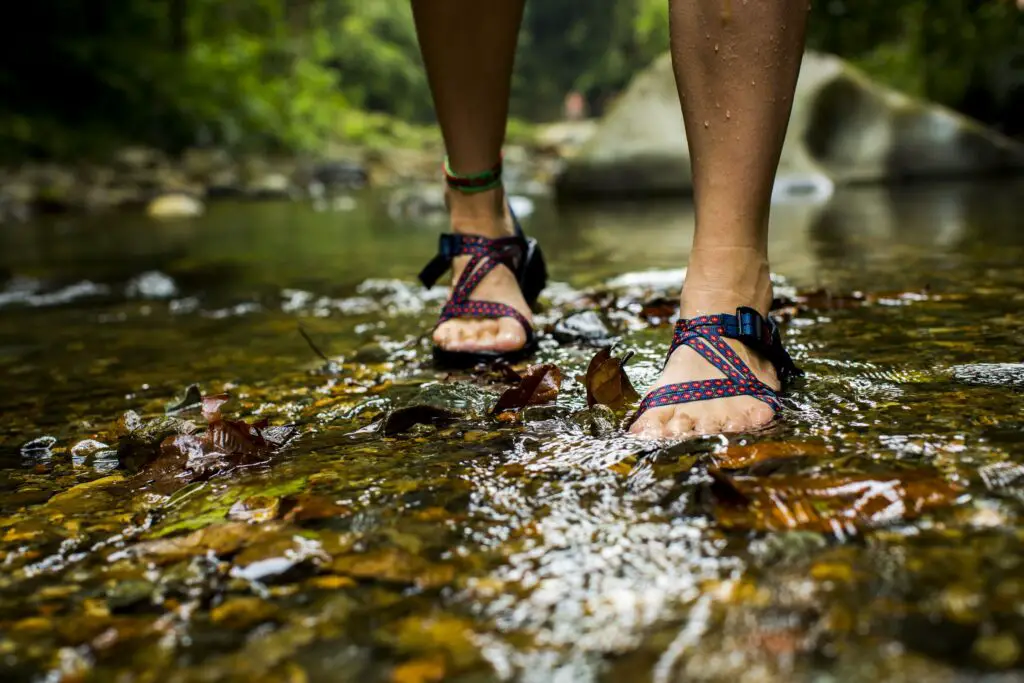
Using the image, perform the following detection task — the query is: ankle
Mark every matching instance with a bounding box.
[680,246,773,317]
[446,186,513,238]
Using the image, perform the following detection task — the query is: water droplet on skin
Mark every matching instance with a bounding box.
[726,110,731,120]
[704,121,710,128]
[714,43,719,53]
[751,80,756,86]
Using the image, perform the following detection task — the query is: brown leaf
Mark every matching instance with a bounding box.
[201,394,231,422]
[639,296,678,325]
[709,469,965,535]
[578,347,640,410]
[329,548,455,588]
[491,364,562,413]
[279,493,352,522]
[712,441,829,470]
[383,406,462,437]
[129,522,282,565]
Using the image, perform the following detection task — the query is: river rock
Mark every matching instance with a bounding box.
[312,159,368,189]
[556,51,1024,199]
[146,193,204,218]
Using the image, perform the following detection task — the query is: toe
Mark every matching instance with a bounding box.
[746,402,776,429]
[664,412,696,438]
[471,320,499,350]
[694,413,726,436]
[494,317,527,351]
[434,321,464,350]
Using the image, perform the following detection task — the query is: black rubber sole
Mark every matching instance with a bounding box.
[432,335,539,369]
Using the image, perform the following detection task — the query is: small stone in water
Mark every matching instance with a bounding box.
[21,436,57,455]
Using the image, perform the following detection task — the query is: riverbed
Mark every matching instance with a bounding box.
[1,181,1023,682]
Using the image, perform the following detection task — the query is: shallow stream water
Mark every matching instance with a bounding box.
[1,181,1023,682]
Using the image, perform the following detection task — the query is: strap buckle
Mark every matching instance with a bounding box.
[736,306,776,348]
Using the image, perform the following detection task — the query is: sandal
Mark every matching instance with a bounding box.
[418,156,548,368]
[628,306,802,429]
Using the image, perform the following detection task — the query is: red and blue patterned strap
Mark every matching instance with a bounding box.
[635,307,801,418]
[418,233,533,339]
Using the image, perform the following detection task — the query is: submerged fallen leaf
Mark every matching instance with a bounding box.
[709,469,965,535]
[383,406,462,437]
[124,394,298,492]
[492,364,562,413]
[330,548,455,589]
[578,347,640,410]
[279,493,351,522]
[712,441,829,470]
[129,522,280,564]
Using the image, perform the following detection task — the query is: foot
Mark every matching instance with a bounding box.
[629,247,779,439]
[432,187,532,353]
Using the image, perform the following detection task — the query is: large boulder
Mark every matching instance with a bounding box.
[556,51,1024,199]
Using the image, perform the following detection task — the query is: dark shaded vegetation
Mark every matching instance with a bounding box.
[1,1,1021,156]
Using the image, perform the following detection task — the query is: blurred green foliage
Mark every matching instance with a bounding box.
[0,0,1020,159]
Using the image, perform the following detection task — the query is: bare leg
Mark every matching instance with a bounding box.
[412,0,530,353]
[631,0,808,438]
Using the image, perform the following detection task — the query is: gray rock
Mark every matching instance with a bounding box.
[552,310,614,346]
[557,51,1024,199]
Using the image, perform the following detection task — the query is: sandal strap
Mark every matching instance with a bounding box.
[418,233,525,289]
[669,307,801,383]
[631,307,801,424]
[637,377,782,416]
[439,299,534,341]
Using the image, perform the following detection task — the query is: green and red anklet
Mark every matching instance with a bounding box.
[443,155,503,194]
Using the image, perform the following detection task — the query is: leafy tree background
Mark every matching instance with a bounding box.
[1,0,1021,159]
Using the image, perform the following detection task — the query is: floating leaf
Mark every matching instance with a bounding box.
[165,384,203,414]
[578,347,640,410]
[383,406,462,437]
[709,469,965,535]
[492,364,562,413]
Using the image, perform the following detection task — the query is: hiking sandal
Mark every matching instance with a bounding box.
[418,156,548,368]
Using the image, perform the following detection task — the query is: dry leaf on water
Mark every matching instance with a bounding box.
[709,468,965,535]
[491,364,562,413]
[577,347,640,411]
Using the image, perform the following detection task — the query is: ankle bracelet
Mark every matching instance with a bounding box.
[443,155,503,194]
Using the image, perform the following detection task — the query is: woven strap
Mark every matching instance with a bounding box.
[418,233,532,337]
[635,308,801,418]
